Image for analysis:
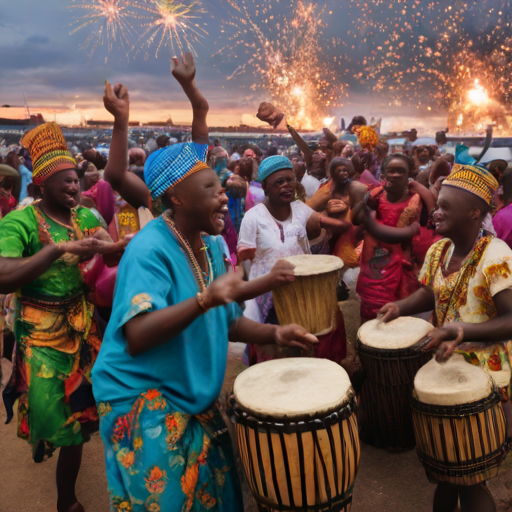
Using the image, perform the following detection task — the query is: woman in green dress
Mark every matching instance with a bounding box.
[0,122,126,512]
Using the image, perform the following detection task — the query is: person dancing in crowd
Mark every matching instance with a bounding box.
[352,149,380,189]
[379,162,512,512]
[238,155,354,365]
[128,147,146,182]
[307,157,367,269]
[0,122,126,512]
[0,163,21,217]
[91,65,318,512]
[102,53,210,212]
[492,170,512,249]
[6,150,31,202]
[355,154,436,322]
[77,160,116,229]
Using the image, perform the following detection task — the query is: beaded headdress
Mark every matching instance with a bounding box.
[443,144,498,206]
[355,125,379,151]
[21,122,76,185]
[144,142,209,200]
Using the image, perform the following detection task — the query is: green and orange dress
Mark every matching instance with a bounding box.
[0,202,102,460]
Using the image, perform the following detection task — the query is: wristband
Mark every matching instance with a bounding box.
[196,292,210,312]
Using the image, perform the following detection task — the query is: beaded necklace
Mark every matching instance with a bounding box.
[163,211,213,292]
[32,201,83,265]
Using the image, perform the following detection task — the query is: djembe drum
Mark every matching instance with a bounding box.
[357,317,434,449]
[412,354,508,485]
[272,255,343,336]
[231,358,360,511]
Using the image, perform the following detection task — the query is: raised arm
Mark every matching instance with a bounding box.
[172,52,209,144]
[103,83,150,209]
[363,211,420,244]
[287,125,313,166]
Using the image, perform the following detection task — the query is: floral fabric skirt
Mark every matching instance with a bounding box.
[98,390,244,512]
[3,295,100,459]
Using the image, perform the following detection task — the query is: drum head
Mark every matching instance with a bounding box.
[358,317,434,350]
[279,254,344,276]
[233,358,352,420]
[414,354,492,406]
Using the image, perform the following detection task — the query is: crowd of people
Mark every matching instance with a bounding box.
[0,52,512,512]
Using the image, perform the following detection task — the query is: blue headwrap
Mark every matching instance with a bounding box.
[257,155,293,183]
[144,142,209,199]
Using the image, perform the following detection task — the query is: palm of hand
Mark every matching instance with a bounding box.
[172,53,196,83]
[104,83,129,118]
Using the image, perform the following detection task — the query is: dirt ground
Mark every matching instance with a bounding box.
[1,298,512,511]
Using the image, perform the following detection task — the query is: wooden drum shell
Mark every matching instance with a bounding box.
[411,392,508,486]
[358,341,433,449]
[232,397,360,512]
[273,270,339,336]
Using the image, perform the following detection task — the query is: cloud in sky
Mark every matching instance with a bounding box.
[0,0,486,130]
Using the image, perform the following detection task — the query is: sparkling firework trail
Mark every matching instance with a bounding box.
[348,0,512,120]
[215,0,347,130]
[68,0,136,61]
[131,0,207,59]
[69,0,207,60]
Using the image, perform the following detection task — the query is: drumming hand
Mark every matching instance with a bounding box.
[423,325,464,363]
[377,303,400,323]
[275,324,318,354]
[201,271,244,309]
[269,260,296,285]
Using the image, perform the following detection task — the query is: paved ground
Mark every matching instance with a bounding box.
[1,297,512,511]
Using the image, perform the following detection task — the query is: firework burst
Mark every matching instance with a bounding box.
[68,0,136,61]
[69,0,207,60]
[215,0,347,130]
[130,0,207,59]
[349,0,512,117]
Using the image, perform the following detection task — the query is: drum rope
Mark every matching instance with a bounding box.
[296,431,309,508]
[253,426,269,499]
[312,429,332,507]
[325,425,340,498]
[266,429,283,507]
[278,431,295,509]
[232,395,359,511]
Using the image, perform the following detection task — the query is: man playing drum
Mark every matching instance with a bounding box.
[379,154,512,512]
[91,54,319,512]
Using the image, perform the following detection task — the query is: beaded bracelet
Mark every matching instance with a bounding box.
[196,292,210,313]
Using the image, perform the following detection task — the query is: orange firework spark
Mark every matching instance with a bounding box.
[131,0,207,59]
[348,0,512,117]
[214,0,347,130]
[68,0,136,60]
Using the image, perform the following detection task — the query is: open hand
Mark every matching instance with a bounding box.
[104,82,129,122]
[275,324,318,353]
[423,324,464,363]
[172,52,196,85]
[377,302,400,323]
